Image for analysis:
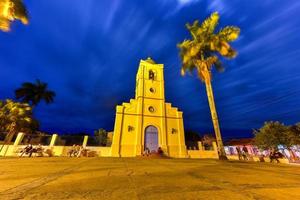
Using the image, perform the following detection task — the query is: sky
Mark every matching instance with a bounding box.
[1,0,300,139]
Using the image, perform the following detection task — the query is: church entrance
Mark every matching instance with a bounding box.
[144,126,158,153]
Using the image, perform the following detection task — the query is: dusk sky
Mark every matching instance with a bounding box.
[1,0,300,139]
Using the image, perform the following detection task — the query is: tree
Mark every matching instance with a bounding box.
[15,79,56,107]
[286,123,300,160]
[0,0,29,32]
[254,121,289,150]
[94,128,108,146]
[288,123,300,145]
[254,121,300,152]
[177,12,240,159]
[202,134,216,146]
[0,99,37,151]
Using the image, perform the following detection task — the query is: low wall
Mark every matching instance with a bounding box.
[1,133,221,159]
[0,145,14,156]
[50,146,112,157]
[227,155,290,164]
[187,142,219,159]
[187,150,219,159]
[83,146,111,157]
[0,133,112,157]
[0,144,112,157]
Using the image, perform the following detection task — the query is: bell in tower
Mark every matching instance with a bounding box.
[149,70,155,80]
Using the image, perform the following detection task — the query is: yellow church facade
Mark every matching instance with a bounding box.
[111,58,187,158]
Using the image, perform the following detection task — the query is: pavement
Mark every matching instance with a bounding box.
[0,157,300,200]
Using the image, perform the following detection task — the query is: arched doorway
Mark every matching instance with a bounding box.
[144,126,158,153]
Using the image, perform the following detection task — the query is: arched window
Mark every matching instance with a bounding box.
[149,70,155,80]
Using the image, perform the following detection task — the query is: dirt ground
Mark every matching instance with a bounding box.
[0,157,299,200]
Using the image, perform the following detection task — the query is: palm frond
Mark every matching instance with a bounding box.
[11,0,28,24]
[218,26,240,42]
[0,0,28,32]
[205,56,218,70]
[224,47,237,58]
[200,12,219,35]
[186,20,200,40]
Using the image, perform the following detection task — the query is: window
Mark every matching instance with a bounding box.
[149,87,155,93]
[149,70,155,80]
[148,106,155,113]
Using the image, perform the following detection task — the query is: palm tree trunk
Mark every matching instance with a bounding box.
[205,80,227,160]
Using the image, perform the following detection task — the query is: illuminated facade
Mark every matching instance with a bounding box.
[111,58,187,157]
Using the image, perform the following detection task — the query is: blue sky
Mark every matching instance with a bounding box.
[1,0,300,138]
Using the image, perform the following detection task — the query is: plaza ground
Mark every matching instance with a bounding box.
[0,157,299,200]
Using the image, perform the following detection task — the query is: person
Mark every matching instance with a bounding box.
[77,146,84,157]
[236,146,242,160]
[143,147,150,156]
[269,149,277,163]
[242,145,249,160]
[258,153,265,162]
[28,145,37,157]
[270,149,284,163]
[68,144,76,157]
[35,144,43,156]
[74,145,80,157]
[44,148,53,157]
[157,147,163,156]
[20,144,33,157]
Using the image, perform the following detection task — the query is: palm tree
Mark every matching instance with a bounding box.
[178,12,240,159]
[15,79,56,107]
[0,0,29,32]
[0,99,36,152]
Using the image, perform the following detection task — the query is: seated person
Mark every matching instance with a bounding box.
[28,144,43,157]
[157,147,163,156]
[35,144,44,156]
[19,144,33,157]
[68,144,77,157]
[44,148,53,157]
[77,146,85,157]
[143,147,150,156]
[270,150,284,163]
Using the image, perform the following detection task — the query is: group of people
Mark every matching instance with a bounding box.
[19,144,88,157]
[68,144,87,157]
[19,144,44,157]
[236,145,250,161]
[236,145,285,163]
[143,147,164,157]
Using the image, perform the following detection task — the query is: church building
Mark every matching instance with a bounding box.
[111,58,187,158]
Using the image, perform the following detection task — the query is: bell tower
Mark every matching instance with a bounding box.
[135,57,165,117]
[111,58,187,158]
